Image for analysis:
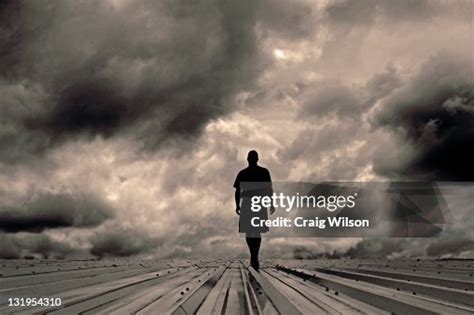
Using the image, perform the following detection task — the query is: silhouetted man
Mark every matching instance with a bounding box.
[234,150,274,270]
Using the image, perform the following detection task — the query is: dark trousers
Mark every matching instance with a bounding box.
[246,237,261,269]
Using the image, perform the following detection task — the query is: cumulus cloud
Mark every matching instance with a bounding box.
[287,238,474,260]
[342,238,410,259]
[301,81,364,118]
[268,238,358,260]
[0,192,113,233]
[89,227,161,257]
[426,238,474,258]
[332,236,474,260]
[274,65,402,181]
[0,232,73,259]
[298,65,401,120]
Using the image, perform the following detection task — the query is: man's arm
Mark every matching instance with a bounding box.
[267,169,275,214]
[235,188,241,215]
[233,172,241,215]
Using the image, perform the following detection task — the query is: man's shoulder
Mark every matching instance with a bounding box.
[236,168,249,179]
[237,168,247,175]
[237,166,270,177]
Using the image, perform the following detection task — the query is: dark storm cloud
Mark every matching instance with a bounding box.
[90,228,161,257]
[0,192,113,233]
[0,232,73,259]
[319,0,471,78]
[0,0,22,75]
[325,0,378,26]
[0,0,269,162]
[374,52,474,180]
[257,0,314,40]
[325,0,467,26]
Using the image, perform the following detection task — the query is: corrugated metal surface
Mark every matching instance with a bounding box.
[1,258,473,314]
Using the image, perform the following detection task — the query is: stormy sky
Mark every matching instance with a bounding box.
[1,0,473,259]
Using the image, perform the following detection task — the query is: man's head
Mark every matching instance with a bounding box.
[247,150,259,166]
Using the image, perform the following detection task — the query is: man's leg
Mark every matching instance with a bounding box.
[246,236,261,270]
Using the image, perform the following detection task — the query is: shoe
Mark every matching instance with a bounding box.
[250,260,260,271]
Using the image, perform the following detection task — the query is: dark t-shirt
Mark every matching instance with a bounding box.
[234,165,272,234]
[233,166,272,196]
